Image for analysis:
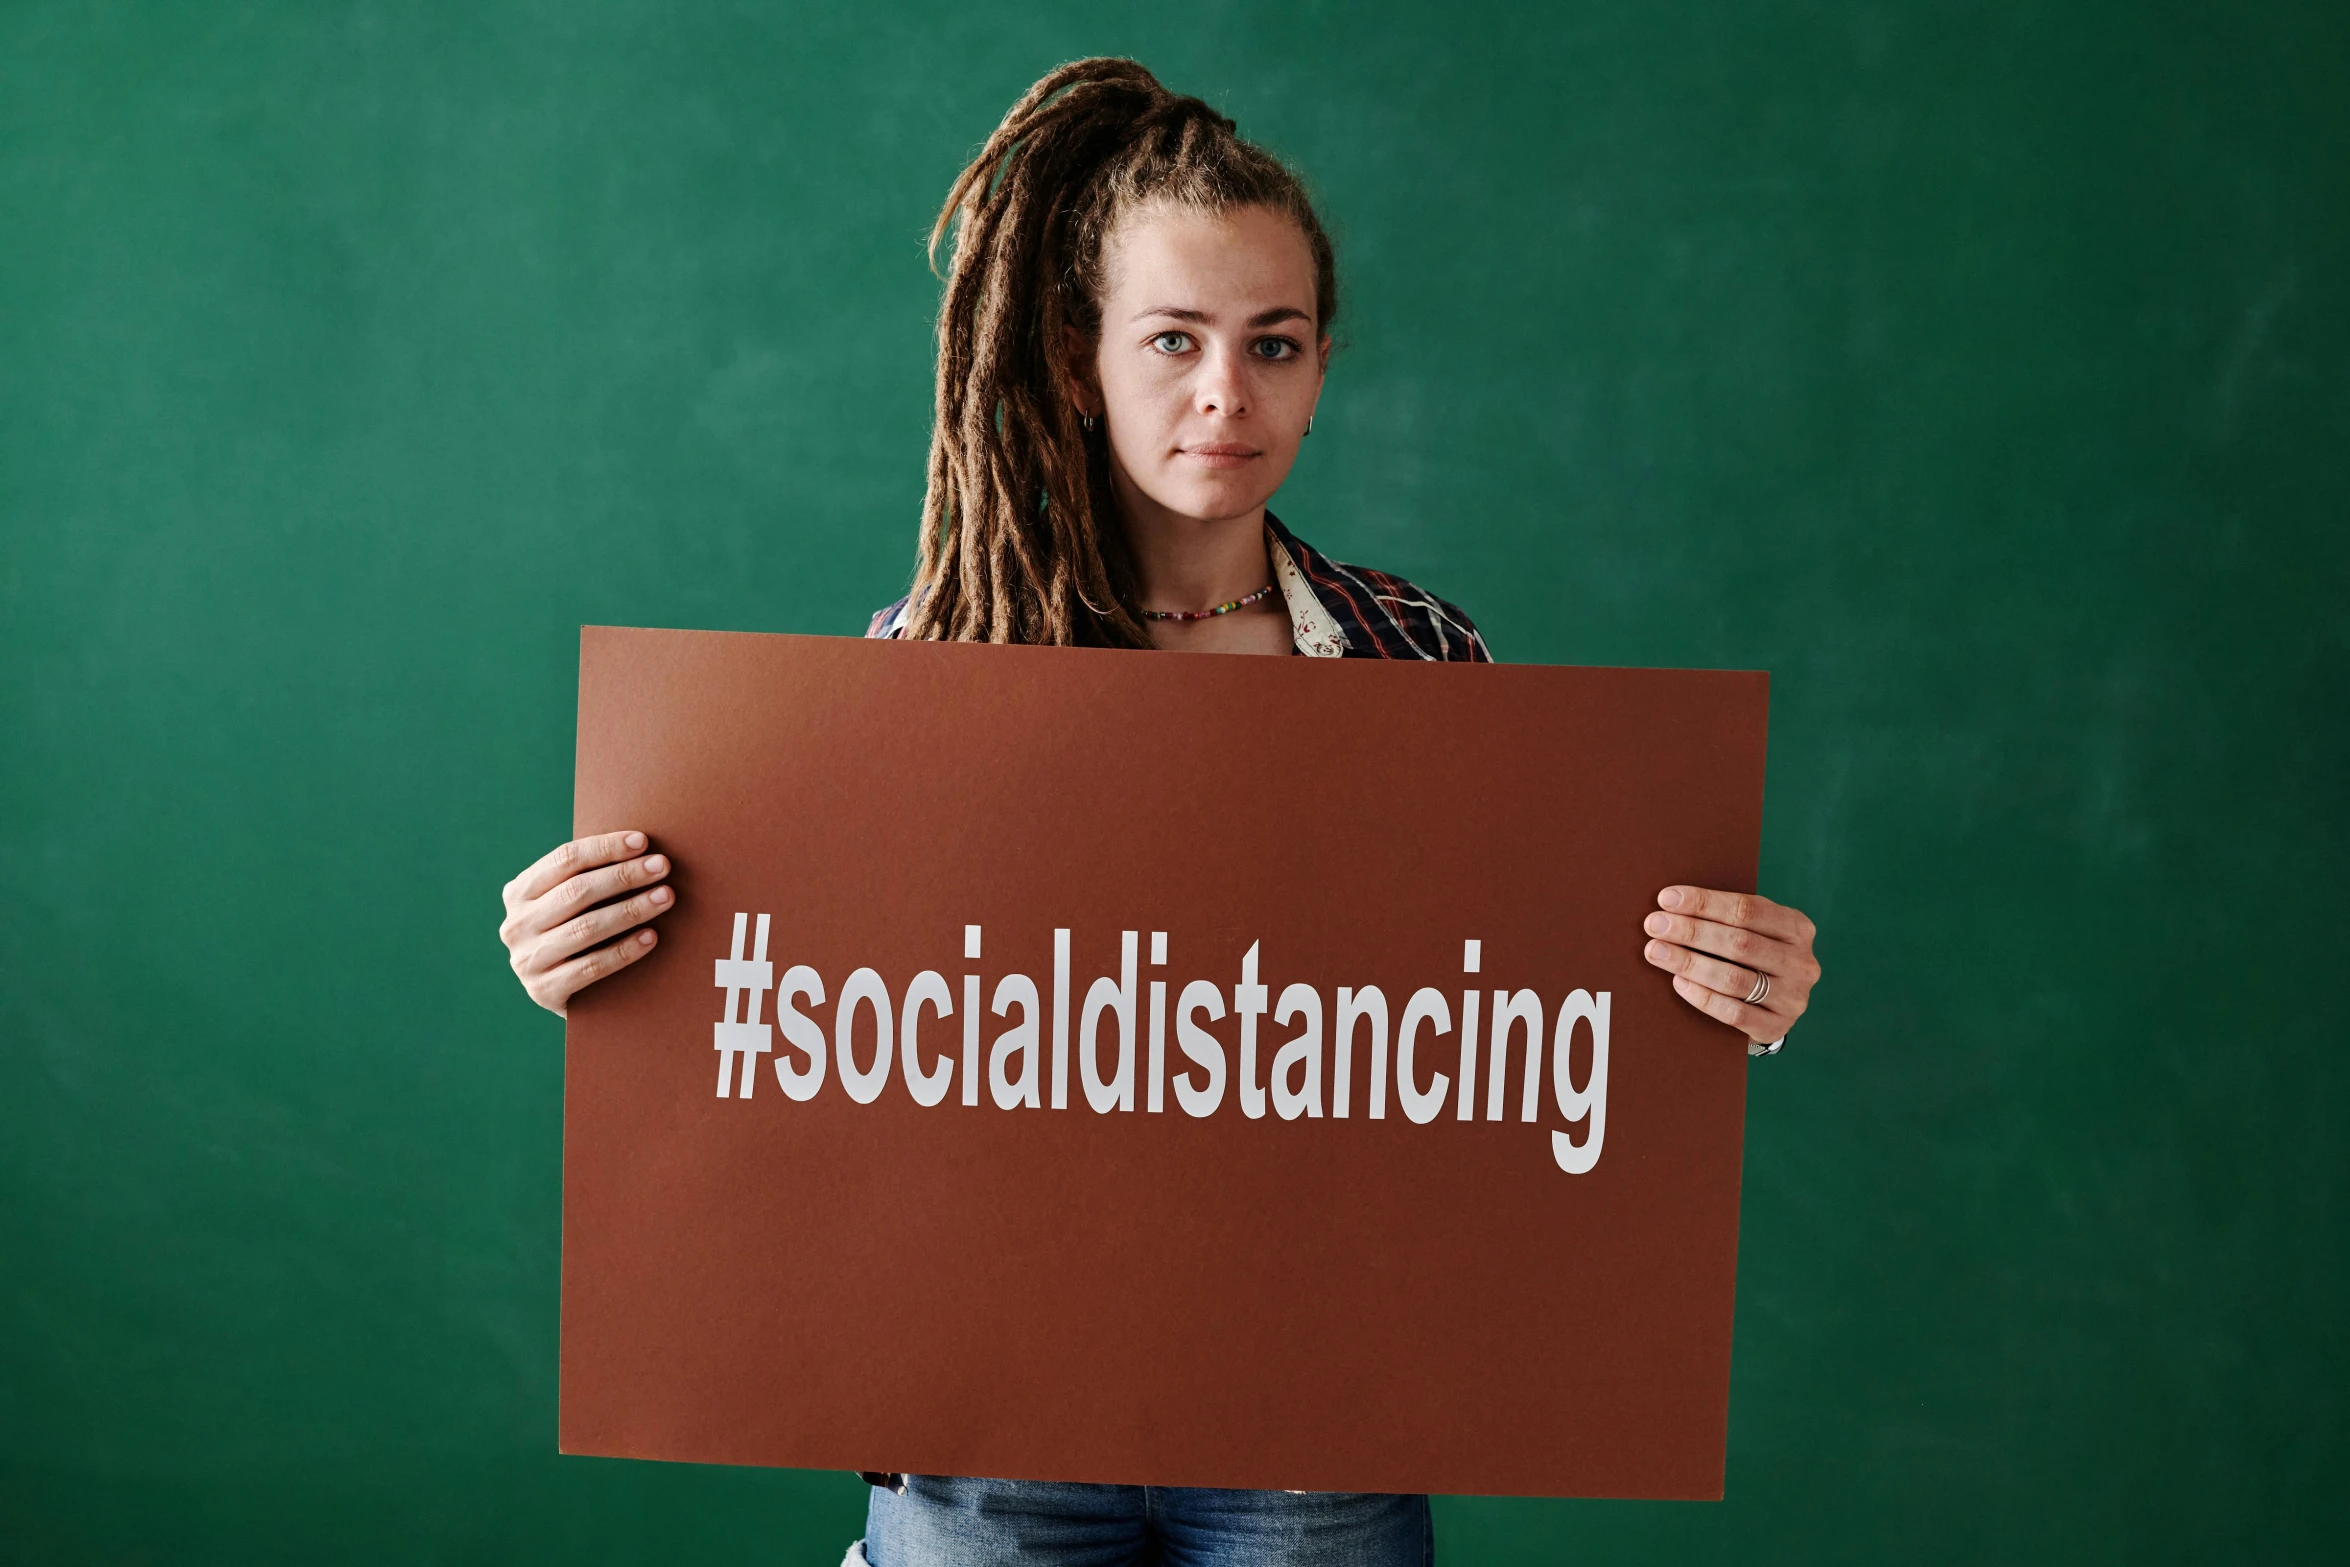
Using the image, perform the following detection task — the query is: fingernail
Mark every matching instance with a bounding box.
[644,855,667,875]
[1644,940,1668,962]
[625,832,647,851]
[649,887,670,905]
[638,930,656,946]
[1659,888,1683,909]
[1644,912,1670,935]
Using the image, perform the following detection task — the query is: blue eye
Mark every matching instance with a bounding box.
[1151,331,1193,354]
[1252,337,1300,360]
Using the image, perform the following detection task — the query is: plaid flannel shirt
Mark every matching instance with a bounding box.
[864,513,1492,662]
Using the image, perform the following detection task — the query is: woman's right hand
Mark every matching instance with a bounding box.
[499,830,676,1017]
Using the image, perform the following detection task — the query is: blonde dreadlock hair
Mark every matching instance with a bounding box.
[905,58,1340,647]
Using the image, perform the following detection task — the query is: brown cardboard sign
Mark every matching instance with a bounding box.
[562,626,1768,1499]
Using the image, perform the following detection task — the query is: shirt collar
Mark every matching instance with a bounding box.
[1269,520,1349,657]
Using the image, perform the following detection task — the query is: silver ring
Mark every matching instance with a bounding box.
[1743,971,1771,1006]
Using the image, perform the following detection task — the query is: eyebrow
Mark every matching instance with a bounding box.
[1131,305,1314,329]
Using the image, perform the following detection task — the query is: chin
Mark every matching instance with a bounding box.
[1158,475,1284,525]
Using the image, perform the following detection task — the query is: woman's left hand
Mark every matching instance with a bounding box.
[1641,886,1820,1046]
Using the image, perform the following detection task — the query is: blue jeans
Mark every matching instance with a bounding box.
[860,1476,1433,1567]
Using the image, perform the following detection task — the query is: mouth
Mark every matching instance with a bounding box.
[1177,443,1262,470]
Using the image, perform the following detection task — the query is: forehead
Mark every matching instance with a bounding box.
[1099,201,1318,317]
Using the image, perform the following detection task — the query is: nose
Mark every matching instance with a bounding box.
[1194,343,1251,418]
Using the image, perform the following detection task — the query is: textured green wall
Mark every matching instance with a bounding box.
[3,2,2343,1560]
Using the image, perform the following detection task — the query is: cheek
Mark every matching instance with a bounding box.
[1098,356,1180,422]
[1258,355,1320,414]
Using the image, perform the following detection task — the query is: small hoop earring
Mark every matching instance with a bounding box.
[1305,413,1315,437]
[1082,414,1097,434]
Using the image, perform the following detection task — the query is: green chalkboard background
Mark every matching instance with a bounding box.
[3,1,2344,1560]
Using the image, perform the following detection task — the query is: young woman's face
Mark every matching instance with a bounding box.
[1084,201,1330,526]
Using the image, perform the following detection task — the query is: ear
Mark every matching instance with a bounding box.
[1316,333,1333,377]
[1062,323,1102,418]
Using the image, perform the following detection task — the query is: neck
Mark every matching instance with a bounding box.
[1111,470,1272,615]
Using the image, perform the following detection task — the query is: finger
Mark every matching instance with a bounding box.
[517,885,676,975]
[1643,910,1815,981]
[1656,886,1814,945]
[538,927,660,1014]
[1643,939,1801,1007]
[1669,974,1787,1044]
[509,831,649,905]
[508,852,670,941]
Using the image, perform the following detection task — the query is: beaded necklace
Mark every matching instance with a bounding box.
[1137,582,1279,622]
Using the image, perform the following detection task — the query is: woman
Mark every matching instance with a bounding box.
[498,58,1821,1567]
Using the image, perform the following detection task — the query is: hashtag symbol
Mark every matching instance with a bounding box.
[712,911,773,1099]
